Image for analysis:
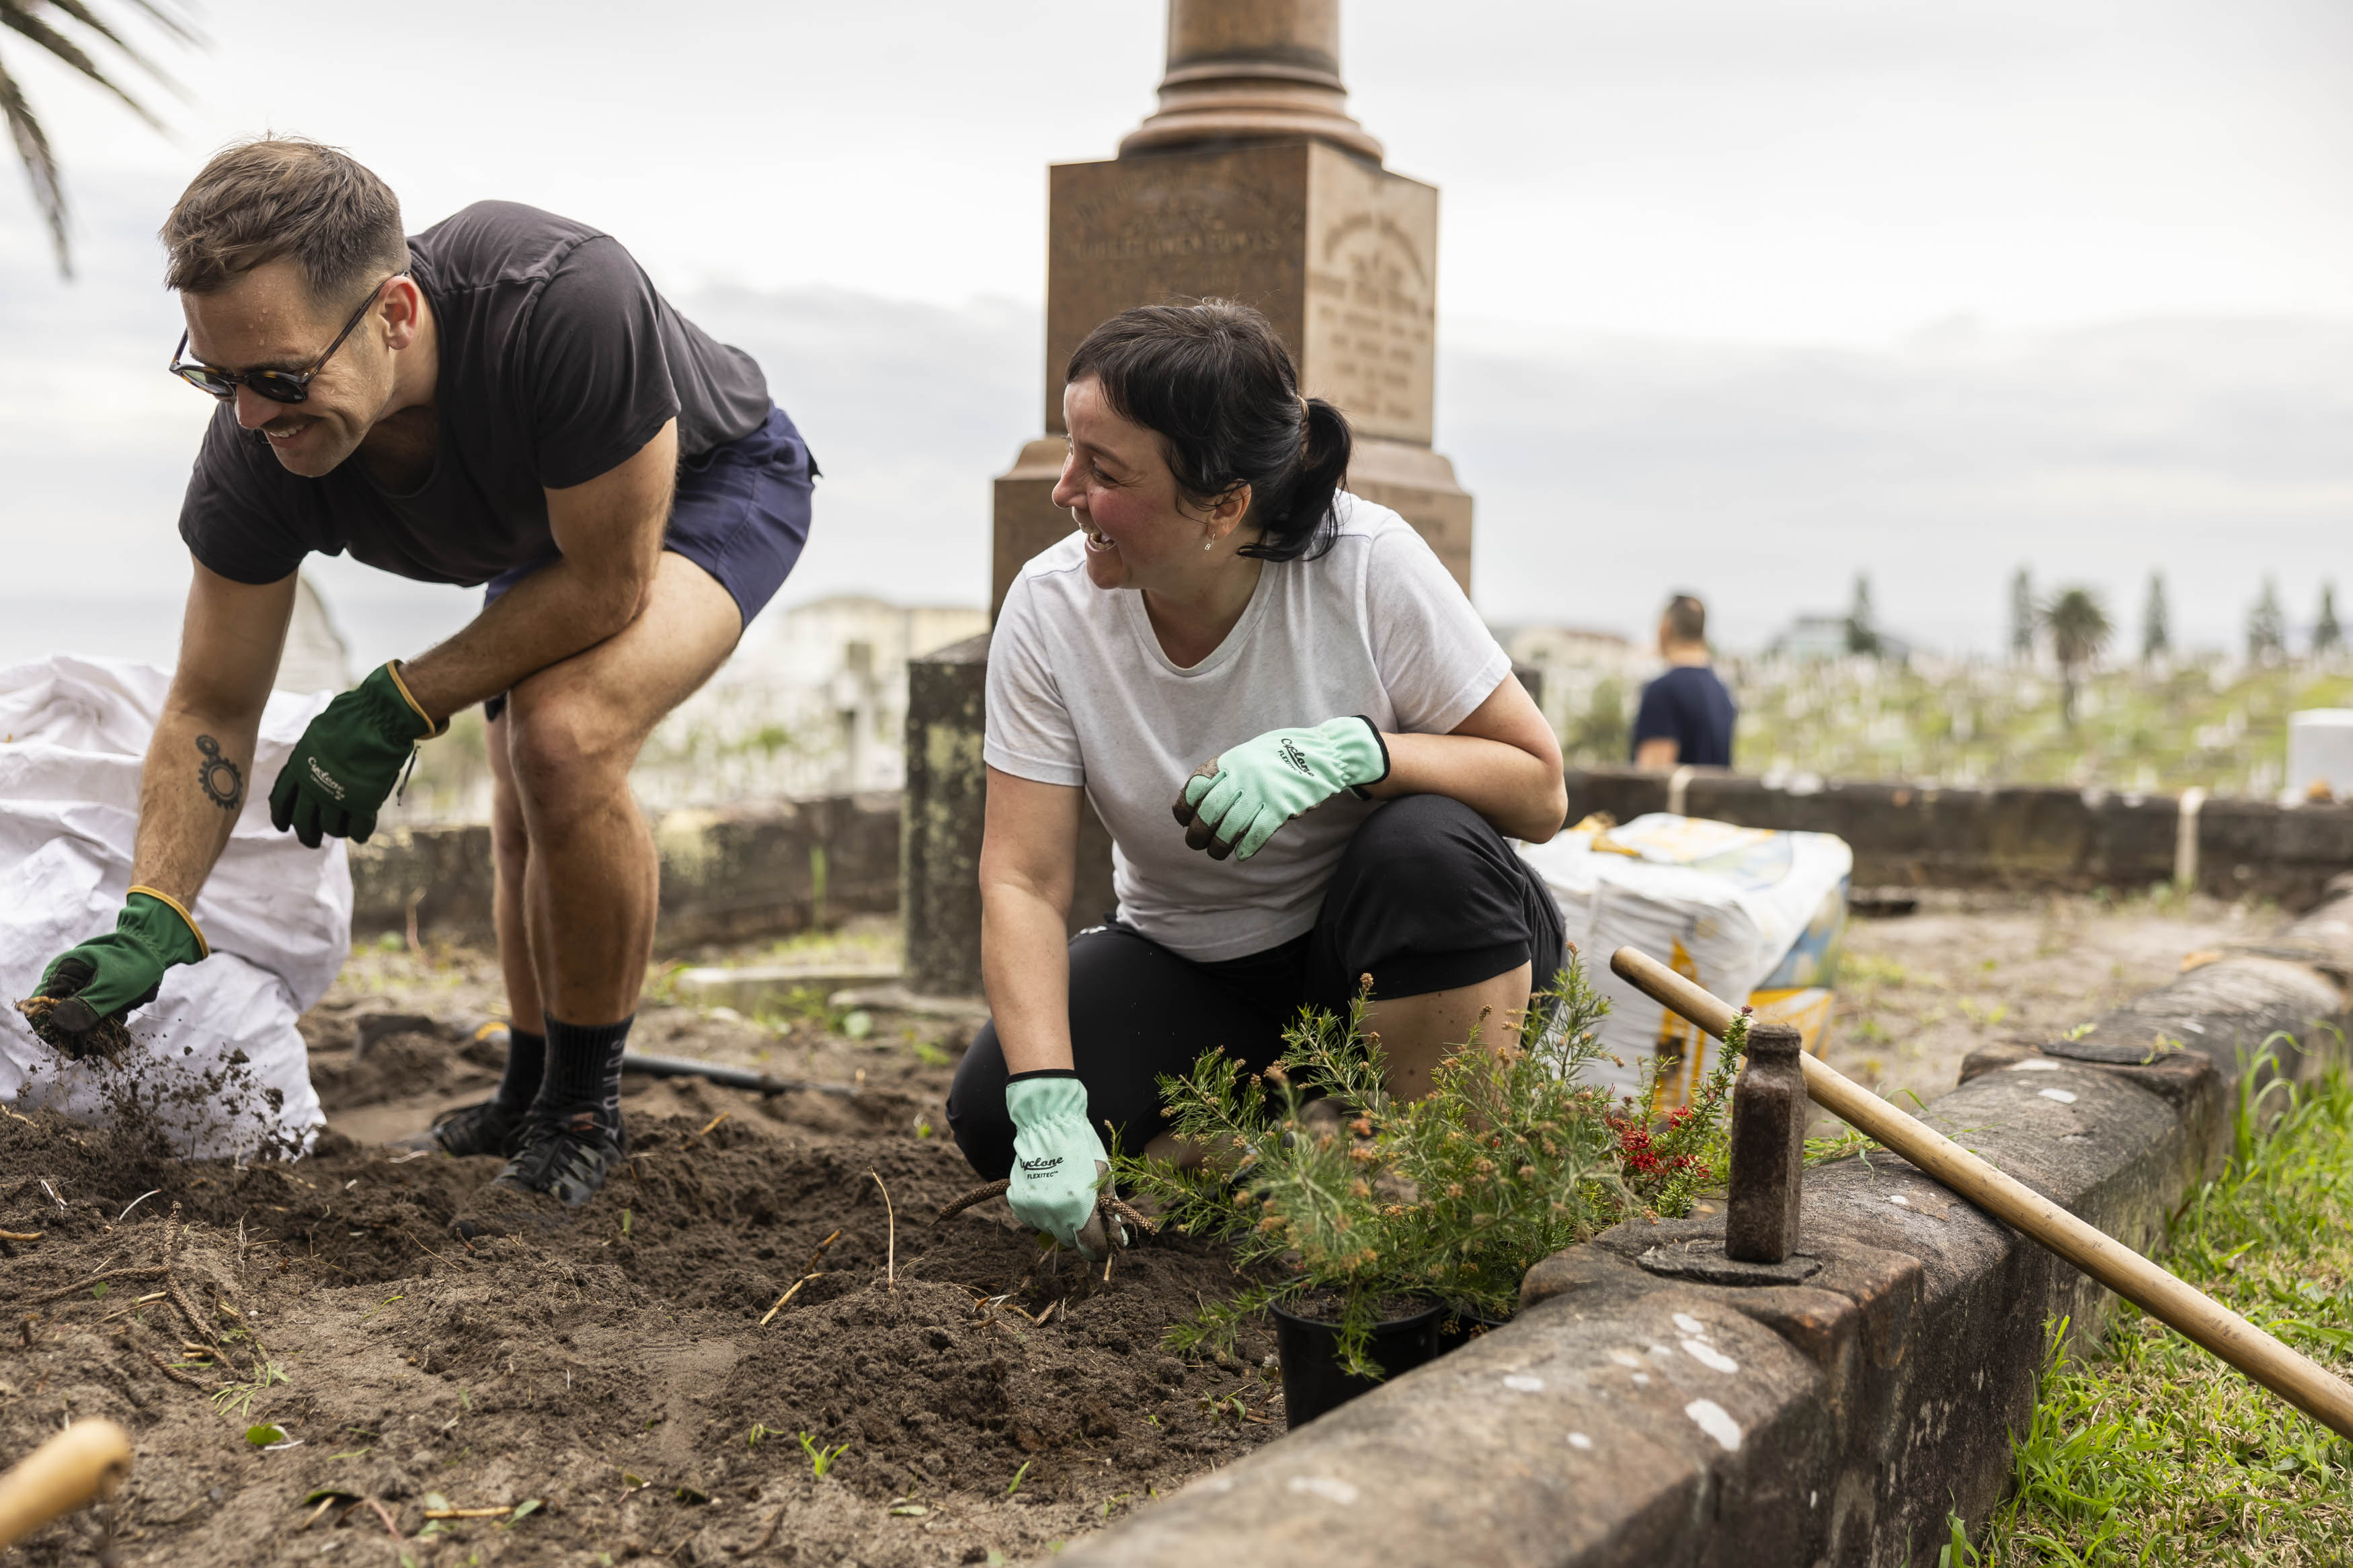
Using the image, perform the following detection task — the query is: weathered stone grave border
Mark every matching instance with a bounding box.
[1053,880,2353,1567]
[348,792,901,948]
[355,760,2353,962]
[1566,764,2353,909]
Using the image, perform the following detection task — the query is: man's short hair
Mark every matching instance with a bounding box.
[161,137,408,305]
[1663,594,1707,643]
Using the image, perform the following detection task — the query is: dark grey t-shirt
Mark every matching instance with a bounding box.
[177,201,770,587]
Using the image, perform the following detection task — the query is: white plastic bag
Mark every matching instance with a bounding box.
[0,657,349,1157]
[1520,813,1850,1106]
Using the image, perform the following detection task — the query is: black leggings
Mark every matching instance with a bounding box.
[947,794,1566,1181]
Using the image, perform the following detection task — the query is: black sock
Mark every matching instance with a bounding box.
[531,1014,633,1137]
[491,1027,546,1114]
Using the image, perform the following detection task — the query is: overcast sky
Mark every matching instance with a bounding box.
[1,0,2346,660]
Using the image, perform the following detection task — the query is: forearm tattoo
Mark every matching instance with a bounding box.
[195,734,245,813]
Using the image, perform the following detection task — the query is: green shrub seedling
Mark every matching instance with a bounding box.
[798,1432,848,1479]
[1121,958,1745,1379]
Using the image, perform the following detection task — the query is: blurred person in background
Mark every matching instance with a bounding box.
[1631,594,1734,770]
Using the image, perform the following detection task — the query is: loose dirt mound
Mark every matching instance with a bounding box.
[0,990,1281,1565]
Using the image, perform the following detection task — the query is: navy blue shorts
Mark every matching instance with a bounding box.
[482,403,816,722]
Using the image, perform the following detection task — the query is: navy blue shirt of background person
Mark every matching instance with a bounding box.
[1631,665,1737,768]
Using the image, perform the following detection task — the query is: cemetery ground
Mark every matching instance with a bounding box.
[0,893,2299,1565]
[0,918,1283,1567]
[1820,884,2264,1124]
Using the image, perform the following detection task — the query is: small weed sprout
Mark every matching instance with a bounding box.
[797,1431,848,1479]
[211,1360,290,1423]
[1005,1460,1033,1497]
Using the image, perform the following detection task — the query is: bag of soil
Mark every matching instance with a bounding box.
[1519,812,1850,1107]
[0,657,348,1157]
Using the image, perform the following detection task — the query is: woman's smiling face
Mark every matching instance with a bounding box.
[1053,376,1246,593]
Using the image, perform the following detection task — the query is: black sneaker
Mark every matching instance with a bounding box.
[451,1112,627,1239]
[423,1099,526,1158]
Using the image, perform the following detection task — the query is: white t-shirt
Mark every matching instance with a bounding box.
[985,494,1513,961]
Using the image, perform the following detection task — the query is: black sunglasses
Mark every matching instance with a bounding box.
[167,272,407,405]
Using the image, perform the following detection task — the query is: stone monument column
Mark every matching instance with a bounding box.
[991,0,1474,615]
[908,0,1476,996]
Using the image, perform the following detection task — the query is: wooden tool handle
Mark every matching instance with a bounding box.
[0,1419,133,1549]
[1609,945,2353,1443]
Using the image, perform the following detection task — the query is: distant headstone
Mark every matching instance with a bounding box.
[2288,710,2353,802]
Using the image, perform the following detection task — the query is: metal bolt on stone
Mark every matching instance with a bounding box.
[1724,1024,1807,1263]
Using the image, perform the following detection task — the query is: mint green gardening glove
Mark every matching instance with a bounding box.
[35,889,209,1055]
[1171,716,1391,862]
[270,662,443,848]
[1005,1072,1118,1260]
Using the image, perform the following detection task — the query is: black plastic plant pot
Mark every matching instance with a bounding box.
[1435,1305,1513,1356]
[1271,1295,1444,1429]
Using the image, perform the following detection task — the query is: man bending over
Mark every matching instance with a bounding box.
[32,139,816,1235]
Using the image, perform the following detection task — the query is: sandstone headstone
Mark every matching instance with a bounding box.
[990,0,1473,615]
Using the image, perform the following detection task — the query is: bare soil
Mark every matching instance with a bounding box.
[2,893,2260,1564]
[0,941,1281,1567]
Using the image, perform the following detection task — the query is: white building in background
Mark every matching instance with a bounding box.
[1767,613,1918,664]
[1499,624,1647,679]
[1492,624,1659,756]
[632,595,988,808]
[340,574,990,823]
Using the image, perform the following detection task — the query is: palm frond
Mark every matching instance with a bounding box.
[45,0,201,103]
[0,0,198,276]
[0,48,67,273]
[1,4,167,129]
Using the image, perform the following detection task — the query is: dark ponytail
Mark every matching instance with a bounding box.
[1065,300,1353,563]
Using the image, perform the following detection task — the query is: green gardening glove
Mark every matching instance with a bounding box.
[270,662,442,848]
[1005,1073,1119,1260]
[1171,715,1391,862]
[35,889,208,1055]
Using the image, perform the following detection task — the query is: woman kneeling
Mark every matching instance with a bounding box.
[947,301,1568,1255]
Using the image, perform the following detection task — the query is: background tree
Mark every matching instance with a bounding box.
[1570,677,1628,764]
[1,1,198,276]
[2009,568,2036,662]
[2314,583,2342,659]
[2040,586,2111,728]
[1845,573,1881,657]
[2141,571,2170,664]
[2247,579,2286,665]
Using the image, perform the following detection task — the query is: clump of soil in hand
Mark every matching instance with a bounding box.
[13,993,136,1061]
